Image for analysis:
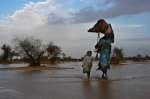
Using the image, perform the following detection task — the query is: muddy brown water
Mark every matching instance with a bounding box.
[0,62,150,99]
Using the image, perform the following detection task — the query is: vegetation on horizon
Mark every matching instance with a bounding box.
[110,46,124,64]
[0,36,65,66]
[0,38,150,66]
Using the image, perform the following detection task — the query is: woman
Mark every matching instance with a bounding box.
[95,26,114,79]
[88,19,114,79]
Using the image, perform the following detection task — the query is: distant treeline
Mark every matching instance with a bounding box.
[124,54,150,62]
[0,36,149,66]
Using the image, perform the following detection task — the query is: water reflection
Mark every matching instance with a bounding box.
[0,63,28,68]
[15,71,48,78]
[98,80,112,99]
[81,79,113,99]
[82,79,92,90]
[82,79,92,99]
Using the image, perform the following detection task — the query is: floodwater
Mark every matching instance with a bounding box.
[0,62,150,99]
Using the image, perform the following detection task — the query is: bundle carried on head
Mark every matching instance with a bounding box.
[88,19,108,33]
[88,19,114,43]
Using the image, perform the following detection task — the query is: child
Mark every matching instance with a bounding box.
[82,51,93,79]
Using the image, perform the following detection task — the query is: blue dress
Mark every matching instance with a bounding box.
[98,37,111,70]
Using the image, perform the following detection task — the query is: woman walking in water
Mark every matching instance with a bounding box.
[88,19,114,79]
[95,33,114,79]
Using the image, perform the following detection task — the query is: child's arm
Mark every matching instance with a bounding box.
[82,56,86,67]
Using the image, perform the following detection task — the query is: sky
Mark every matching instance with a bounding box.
[0,0,150,58]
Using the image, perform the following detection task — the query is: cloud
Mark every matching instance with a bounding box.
[3,0,72,30]
[2,0,150,26]
[8,0,53,29]
[0,0,150,57]
[112,24,144,28]
[73,0,150,23]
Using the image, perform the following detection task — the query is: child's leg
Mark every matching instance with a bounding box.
[87,72,90,79]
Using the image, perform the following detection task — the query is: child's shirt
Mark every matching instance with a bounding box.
[82,55,93,72]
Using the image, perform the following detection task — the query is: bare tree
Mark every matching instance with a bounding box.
[61,53,66,59]
[1,44,11,61]
[14,37,45,66]
[47,42,61,62]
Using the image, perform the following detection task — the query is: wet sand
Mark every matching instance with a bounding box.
[0,62,150,99]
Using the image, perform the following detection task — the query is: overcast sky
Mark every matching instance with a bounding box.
[0,0,150,58]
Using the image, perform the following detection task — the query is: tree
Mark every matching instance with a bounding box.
[47,42,61,62]
[134,54,144,61]
[62,53,66,59]
[136,54,142,59]
[145,54,150,60]
[14,37,45,66]
[1,44,12,61]
[111,47,124,64]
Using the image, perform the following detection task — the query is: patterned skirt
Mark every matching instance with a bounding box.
[98,49,110,71]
